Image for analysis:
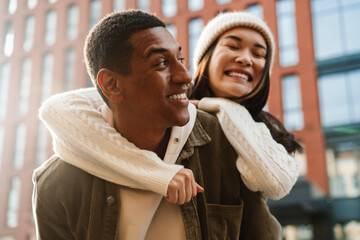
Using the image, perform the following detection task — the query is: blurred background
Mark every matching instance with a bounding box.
[0,0,359,239]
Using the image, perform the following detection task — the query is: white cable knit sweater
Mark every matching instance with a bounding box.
[39,88,299,199]
[198,97,300,199]
[39,88,183,197]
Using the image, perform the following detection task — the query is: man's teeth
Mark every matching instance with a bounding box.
[169,93,187,100]
[228,72,249,81]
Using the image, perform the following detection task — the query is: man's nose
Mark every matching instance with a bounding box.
[171,62,192,84]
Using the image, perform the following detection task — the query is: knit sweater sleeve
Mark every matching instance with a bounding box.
[39,88,183,196]
[198,97,300,200]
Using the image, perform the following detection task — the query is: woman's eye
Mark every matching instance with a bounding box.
[226,45,238,50]
[253,52,266,58]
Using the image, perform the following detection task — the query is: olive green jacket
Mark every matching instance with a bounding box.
[32,110,281,239]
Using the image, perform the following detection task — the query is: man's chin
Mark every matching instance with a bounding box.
[174,112,190,127]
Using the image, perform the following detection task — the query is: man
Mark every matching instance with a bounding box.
[32,10,280,239]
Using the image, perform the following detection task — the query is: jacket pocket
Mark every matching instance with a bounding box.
[206,201,244,240]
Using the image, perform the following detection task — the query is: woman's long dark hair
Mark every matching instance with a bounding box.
[189,38,303,155]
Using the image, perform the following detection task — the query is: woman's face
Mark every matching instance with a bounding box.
[208,27,267,98]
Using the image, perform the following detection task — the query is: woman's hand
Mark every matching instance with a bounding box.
[190,100,199,108]
[165,168,204,205]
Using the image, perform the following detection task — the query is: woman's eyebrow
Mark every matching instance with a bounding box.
[254,43,267,51]
[224,35,242,42]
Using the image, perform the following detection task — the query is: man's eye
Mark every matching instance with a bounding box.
[155,60,167,66]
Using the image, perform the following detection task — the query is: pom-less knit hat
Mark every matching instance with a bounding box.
[193,11,276,74]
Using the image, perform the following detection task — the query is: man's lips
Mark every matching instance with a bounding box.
[168,92,187,100]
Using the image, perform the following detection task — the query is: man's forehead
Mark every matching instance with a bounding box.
[130,27,180,57]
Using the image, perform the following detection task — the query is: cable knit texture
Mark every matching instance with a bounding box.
[38,88,185,196]
[39,88,298,200]
[198,97,299,199]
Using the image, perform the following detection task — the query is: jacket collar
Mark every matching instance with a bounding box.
[176,114,211,164]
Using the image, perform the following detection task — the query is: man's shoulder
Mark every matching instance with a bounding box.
[195,109,224,136]
[33,156,94,197]
[196,109,220,127]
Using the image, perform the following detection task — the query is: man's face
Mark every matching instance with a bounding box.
[118,27,191,129]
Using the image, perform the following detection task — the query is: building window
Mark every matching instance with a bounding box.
[282,75,304,130]
[318,69,360,127]
[0,62,11,120]
[36,122,48,165]
[166,24,177,39]
[295,149,307,176]
[90,0,102,29]
[327,143,360,197]
[113,0,125,11]
[27,0,37,9]
[334,221,360,239]
[7,0,17,14]
[67,4,78,40]
[276,0,299,66]
[162,0,177,17]
[18,58,32,115]
[88,75,93,87]
[0,236,15,240]
[45,10,57,45]
[216,0,232,4]
[311,0,360,61]
[188,0,203,11]
[64,48,75,91]
[246,4,263,19]
[283,225,313,240]
[3,21,14,57]
[189,18,204,75]
[23,15,35,51]
[0,127,4,170]
[6,177,21,228]
[13,123,26,170]
[137,0,149,11]
[40,53,54,102]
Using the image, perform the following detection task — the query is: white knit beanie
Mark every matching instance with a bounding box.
[193,11,276,74]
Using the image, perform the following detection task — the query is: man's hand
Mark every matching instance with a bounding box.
[165,169,204,205]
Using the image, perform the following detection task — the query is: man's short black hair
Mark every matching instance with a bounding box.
[84,10,166,101]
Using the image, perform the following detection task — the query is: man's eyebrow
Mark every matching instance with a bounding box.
[145,46,182,59]
[145,48,168,59]
[224,35,267,51]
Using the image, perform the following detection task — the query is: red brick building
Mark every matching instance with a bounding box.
[1,0,359,239]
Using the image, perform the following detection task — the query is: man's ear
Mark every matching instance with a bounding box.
[97,68,124,103]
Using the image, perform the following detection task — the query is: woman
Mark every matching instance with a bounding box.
[39,12,301,202]
[190,11,303,198]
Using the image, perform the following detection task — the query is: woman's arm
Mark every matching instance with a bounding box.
[198,97,300,200]
[39,88,201,200]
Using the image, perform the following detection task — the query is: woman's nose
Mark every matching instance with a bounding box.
[235,51,252,67]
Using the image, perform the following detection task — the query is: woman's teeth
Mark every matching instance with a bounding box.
[169,93,187,100]
[227,72,249,81]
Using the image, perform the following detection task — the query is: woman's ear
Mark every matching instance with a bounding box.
[97,68,124,103]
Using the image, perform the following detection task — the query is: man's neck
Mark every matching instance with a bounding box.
[114,118,171,159]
